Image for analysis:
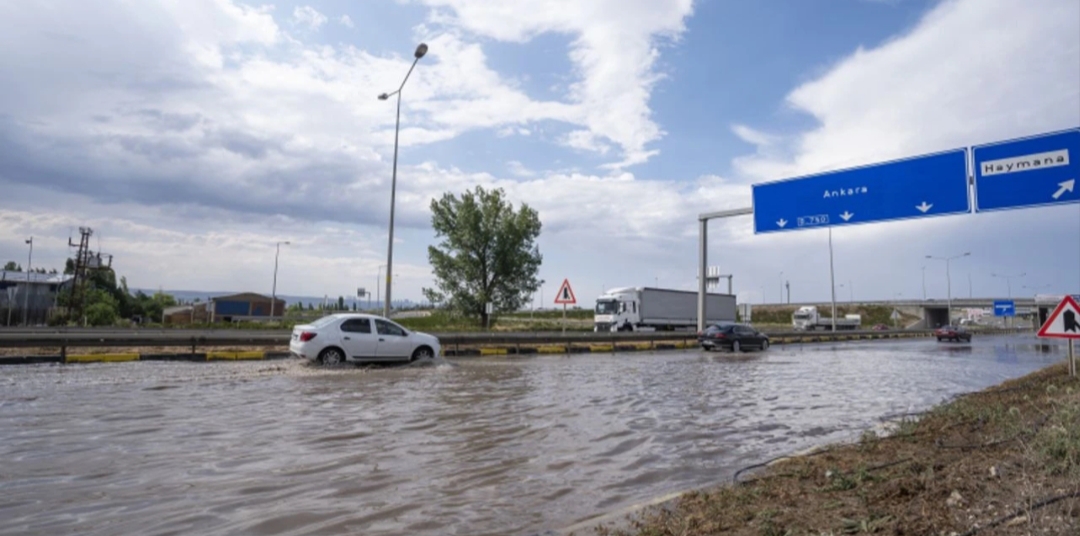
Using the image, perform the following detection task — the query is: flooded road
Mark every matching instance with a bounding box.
[0,334,1068,536]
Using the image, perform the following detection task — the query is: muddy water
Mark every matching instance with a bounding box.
[0,335,1067,536]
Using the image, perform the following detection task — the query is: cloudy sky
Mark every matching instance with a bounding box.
[1,0,1078,307]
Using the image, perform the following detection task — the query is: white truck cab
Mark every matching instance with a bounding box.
[593,287,642,332]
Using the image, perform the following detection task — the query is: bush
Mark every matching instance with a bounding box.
[85,302,118,326]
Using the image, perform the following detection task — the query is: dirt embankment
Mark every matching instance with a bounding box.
[590,363,1080,536]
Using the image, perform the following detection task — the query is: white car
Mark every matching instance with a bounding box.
[289,313,441,365]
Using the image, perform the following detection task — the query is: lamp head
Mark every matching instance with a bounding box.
[378,93,390,100]
[414,43,428,59]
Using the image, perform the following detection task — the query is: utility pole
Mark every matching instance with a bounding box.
[271,241,289,318]
[785,281,790,304]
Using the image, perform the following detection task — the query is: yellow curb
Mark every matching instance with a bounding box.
[589,344,615,352]
[537,345,567,354]
[632,342,652,350]
[480,347,508,356]
[66,353,139,363]
[207,351,266,360]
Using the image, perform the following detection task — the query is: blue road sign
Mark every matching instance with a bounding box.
[993,300,1016,317]
[973,128,1080,213]
[752,149,970,234]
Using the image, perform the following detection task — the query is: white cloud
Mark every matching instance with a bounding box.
[734,0,1080,182]
[292,5,328,31]
[418,0,694,168]
[338,15,355,29]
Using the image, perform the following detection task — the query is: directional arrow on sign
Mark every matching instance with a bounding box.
[776,219,787,228]
[840,211,853,221]
[916,201,933,213]
[1052,179,1075,200]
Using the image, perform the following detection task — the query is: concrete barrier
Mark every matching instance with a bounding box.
[66,353,139,363]
[206,351,266,361]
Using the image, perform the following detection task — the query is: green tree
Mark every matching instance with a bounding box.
[84,288,119,326]
[64,259,75,275]
[3,261,21,271]
[423,185,542,328]
[337,296,345,310]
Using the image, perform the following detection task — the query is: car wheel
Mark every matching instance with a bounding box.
[761,339,769,350]
[937,337,942,342]
[732,340,741,353]
[319,347,345,366]
[411,346,434,362]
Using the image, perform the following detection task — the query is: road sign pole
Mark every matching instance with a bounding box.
[696,208,753,332]
[829,228,837,331]
[562,303,566,335]
[1070,339,1076,378]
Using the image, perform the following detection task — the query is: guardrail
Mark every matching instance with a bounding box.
[0,326,1032,354]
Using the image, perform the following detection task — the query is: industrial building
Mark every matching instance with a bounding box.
[208,293,286,323]
[0,271,72,326]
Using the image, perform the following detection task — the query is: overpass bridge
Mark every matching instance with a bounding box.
[752,296,1056,329]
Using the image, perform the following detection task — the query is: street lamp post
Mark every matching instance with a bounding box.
[271,241,290,318]
[990,272,1026,299]
[926,252,970,324]
[23,237,32,326]
[378,42,428,319]
[921,266,927,301]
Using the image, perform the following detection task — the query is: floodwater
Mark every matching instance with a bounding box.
[0,334,1069,536]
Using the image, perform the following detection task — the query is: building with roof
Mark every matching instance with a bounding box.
[0,270,72,326]
[208,292,286,323]
[162,303,211,325]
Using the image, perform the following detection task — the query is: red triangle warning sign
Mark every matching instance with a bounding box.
[553,278,576,305]
[1037,295,1080,339]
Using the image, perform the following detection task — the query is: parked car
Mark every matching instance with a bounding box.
[699,323,769,352]
[289,313,441,365]
[935,325,972,343]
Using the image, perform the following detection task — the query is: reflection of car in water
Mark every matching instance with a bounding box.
[935,325,972,343]
[698,323,769,352]
[289,313,441,365]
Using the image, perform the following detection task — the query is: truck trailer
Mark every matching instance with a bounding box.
[593,287,736,332]
[791,305,861,331]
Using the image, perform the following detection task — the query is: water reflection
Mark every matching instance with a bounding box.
[0,334,1067,536]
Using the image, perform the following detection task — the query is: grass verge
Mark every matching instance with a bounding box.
[588,362,1080,536]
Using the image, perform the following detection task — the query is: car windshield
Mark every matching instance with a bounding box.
[309,315,339,329]
[793,313,810,320]
[595,300,619,314]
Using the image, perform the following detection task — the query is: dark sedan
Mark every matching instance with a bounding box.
[935,325,972,342]
[699,323,770,352]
